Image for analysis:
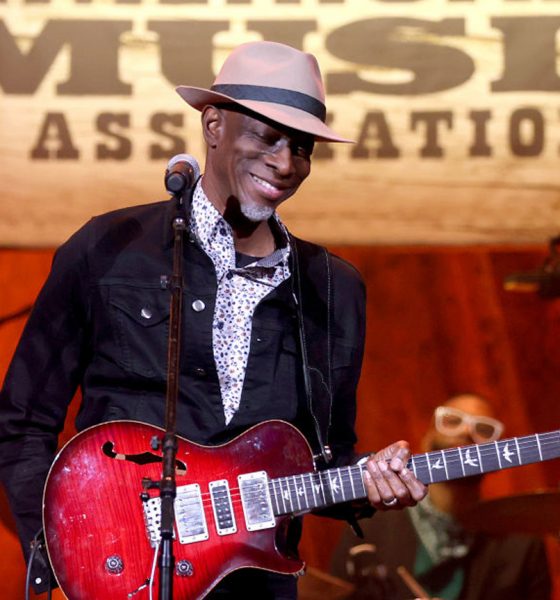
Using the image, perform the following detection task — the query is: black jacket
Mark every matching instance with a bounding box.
[0,198,367,594]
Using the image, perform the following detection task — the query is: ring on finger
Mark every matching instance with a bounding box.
[382,497,398,507]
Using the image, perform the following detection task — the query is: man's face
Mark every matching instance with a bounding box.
[202,106,314,221]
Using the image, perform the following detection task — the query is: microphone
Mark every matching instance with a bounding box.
[503,235,560,298]
[164,154,200,195]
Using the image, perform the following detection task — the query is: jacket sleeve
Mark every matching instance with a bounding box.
[0,222,92,590]
[313,254,374,523]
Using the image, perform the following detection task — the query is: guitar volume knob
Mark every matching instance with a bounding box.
[105,555,124,574]
[176,560,194,577]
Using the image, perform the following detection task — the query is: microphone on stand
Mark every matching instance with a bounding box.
[503,235,560,298]
[164,154,200,196]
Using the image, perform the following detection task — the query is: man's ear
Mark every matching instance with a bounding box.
[201,105,223,148]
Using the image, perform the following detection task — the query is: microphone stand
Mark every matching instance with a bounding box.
[157,187,189,600]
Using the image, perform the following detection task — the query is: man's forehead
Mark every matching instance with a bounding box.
[444,394,495,418]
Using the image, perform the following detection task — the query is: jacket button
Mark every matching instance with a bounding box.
[191,300,205,312]
[140,307,153,319]
[194,367,207,378]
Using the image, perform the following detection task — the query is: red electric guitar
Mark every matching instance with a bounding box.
[43,419,560,599]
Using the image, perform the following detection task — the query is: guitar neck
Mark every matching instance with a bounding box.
[268,430,560,516]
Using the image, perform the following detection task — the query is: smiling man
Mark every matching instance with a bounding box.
[0,41,426,599]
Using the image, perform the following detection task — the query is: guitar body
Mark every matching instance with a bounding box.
[43,420,312,599]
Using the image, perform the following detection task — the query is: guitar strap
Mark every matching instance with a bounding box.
[290,236,334,465]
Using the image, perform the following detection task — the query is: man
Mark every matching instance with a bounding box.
[331,394,552,600]
[0,41,426,598]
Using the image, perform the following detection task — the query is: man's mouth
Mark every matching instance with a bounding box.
[250,174,285,198]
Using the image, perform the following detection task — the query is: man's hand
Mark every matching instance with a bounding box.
[363,441,427,510]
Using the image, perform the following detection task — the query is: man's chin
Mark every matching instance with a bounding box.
[240,201,275,222]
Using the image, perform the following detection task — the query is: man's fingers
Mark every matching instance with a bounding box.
[364,454,428,509]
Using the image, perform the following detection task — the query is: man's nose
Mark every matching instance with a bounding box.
[265,141,295,176]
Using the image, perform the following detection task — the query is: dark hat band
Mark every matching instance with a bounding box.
[210,84,326,122]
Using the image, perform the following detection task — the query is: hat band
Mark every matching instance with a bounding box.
[210,84,326,122]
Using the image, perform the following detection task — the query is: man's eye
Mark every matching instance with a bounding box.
[294,144,313,159]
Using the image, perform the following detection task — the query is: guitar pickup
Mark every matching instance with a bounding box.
[238,471,275,532]
[142,483,208,546]
[209,480,237,536]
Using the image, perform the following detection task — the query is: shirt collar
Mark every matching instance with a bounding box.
[190,179,290,269]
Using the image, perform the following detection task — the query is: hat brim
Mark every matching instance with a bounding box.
[176,86,353,144]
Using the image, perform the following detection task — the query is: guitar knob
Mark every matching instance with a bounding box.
[105,555,124,574]
[175,560,194,577]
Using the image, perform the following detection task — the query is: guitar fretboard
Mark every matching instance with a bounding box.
[268,430,560,516]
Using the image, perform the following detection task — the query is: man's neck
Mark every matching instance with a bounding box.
[230,220,275,257]
[200,177,277,257]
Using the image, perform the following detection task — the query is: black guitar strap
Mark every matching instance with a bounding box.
[290,236,333,465]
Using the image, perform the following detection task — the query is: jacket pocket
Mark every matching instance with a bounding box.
[109,285,170,379]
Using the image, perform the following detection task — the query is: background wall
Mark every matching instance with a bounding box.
[3,0,560,246]
[1,244,559,598]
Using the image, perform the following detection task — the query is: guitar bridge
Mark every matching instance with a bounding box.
[238,471,275,531]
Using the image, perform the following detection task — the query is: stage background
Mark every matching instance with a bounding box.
[1,245,560,598]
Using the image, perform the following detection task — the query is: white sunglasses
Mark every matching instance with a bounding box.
[434,406,504,443]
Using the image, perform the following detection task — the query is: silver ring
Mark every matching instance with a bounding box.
[382,497,398,507]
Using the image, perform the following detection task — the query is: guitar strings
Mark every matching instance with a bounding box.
[139,431,560,518]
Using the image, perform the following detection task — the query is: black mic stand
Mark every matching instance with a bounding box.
[157,184,191,600]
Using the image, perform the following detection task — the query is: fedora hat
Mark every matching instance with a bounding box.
[176,41,352,143]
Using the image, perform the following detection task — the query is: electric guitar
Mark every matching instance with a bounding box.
[43,419,560,599]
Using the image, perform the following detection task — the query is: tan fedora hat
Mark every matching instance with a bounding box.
[176,41,352,143]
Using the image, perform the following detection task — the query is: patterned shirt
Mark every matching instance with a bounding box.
[189,181,291,424]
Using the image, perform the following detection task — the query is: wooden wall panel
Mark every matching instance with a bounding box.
[1,245,558,598]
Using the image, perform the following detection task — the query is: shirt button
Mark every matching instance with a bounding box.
[194,367,207,378]
[191,299,205,312]
[140,307,153,319]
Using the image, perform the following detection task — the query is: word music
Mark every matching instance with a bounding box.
[2,17,560,96]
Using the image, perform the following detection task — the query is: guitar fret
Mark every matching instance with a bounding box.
[287,478,296,512]
[326,469,343,503]
[515,437,522,464]
[475,444,484,473]
[348,466,356,499]
[300,474,309,510]
[280,478,289,513]
[494,441,503,470]
[357,465,367,497]
[272,479,281,515]
[426,453,434,484]
[308,473,318,508]
[441,449,449,480]
[457,447,466,477]
[316,472,327,506]
[536,434,544,461]
[320,471,333,505]
[339,468,346,502]
[409,453,430,485]
[410,455,418,478]
[289,477,301,512]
